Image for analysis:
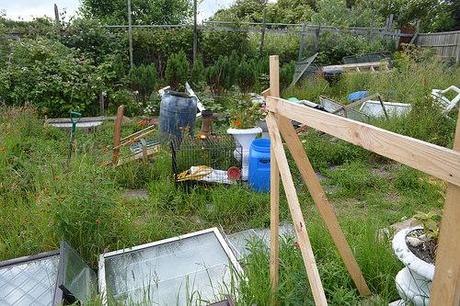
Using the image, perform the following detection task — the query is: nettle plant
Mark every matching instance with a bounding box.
[413,211,442,241]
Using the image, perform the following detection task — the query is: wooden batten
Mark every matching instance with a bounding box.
[266,54,460,305]
[266,97,460,186]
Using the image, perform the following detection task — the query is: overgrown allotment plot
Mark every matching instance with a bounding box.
[1,54,459,305]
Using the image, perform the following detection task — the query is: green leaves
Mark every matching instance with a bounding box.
[0,38,106,117]
[164,50,189,91]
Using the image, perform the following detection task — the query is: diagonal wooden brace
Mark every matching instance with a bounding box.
[266,113,328,306]
[276,114,371,296]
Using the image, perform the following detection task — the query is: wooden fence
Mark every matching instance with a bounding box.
[266,54,460,305]
[415,30,460,63]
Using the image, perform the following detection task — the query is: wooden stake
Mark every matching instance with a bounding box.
[112,105,124,165]
[269,55,280,304]
[277,115,371,296]
[430,112,460,305]
[266,113,327,306]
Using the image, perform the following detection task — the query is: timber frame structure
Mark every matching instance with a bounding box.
[266,55,460,305]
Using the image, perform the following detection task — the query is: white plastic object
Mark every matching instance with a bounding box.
[227,127,263,181]
[431,85,460,113]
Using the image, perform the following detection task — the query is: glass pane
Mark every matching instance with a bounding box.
[104,231,237,305]
[60,241,97,303]
[0,254,59,306]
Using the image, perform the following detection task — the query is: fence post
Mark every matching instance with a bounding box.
[127,0,134,69]
[456,32,460,64]
[298,23,307,61]
[314,25,320,52]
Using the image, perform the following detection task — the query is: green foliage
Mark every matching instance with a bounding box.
[317,32,390,65]
[413,211,442,240]
[206,54,240,93]
[229,96,264,129]
[107,89,139,116]
[190,57,206,89]
[52,156,125,264]
[129,64,158,101]
[132,28,192,76]
[280,60,295,89]
[164,50,189,91]
[81,0,192,25]
[0,38,105,116]
[237,58,257,93]
[60,18,125,65]
[201,29,251,65]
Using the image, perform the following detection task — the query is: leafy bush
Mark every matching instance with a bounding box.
[317,32,390,65]
[164,50,189,91]
[237,58,256,93]
[190,57,206,89]
[201,28,251,65]
[132,28,192,76]
[129,64,158,101]
[0,38,105,116]
[280,60,295,89]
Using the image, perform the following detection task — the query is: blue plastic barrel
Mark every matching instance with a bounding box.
[160,90,197,140]
[248,138,271,192]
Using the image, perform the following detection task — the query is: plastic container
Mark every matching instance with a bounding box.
[248,138,271,192]
[347,90,368,102]
[160,90,197,140]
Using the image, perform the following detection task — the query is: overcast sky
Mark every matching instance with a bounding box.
[0,0,234,22]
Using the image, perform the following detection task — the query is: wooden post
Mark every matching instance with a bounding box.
[276,115,371,296]
[269,55,280,304]
[430,111,460,305]
[112,105,124,165]
[127,0,134,69]
[266,113,327,306]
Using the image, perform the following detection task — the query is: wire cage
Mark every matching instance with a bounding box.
[171,135,243,186]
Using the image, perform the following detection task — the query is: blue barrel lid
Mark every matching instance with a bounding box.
[251,138,270,153]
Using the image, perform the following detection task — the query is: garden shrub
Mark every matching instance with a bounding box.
[164,50,189,91]
[0,38,105,117]
[237,58,257,93]
[129,64,158,101]
[132,28,193,76]
[190,57,206,90]
[201,28,251,65]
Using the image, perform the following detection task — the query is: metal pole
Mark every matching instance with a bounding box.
[298,23,306,61]
[259,0,268,57]
[128,0,134,69]
[193,0,197,63]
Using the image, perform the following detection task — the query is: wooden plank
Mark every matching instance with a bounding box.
[269,138,280,305]
[277,115,371,296]
[266,98,460,186]
[269,55,280,304]
[116,144,160,167]
[430,112,460,305]
[111,105,124,165]
[266,113,327,306]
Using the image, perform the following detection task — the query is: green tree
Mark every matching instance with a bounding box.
[164,50,189,91]
[237,59,256,92]
[191,57,206,89]
[81,0,192,25]
[129,64,158,101]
